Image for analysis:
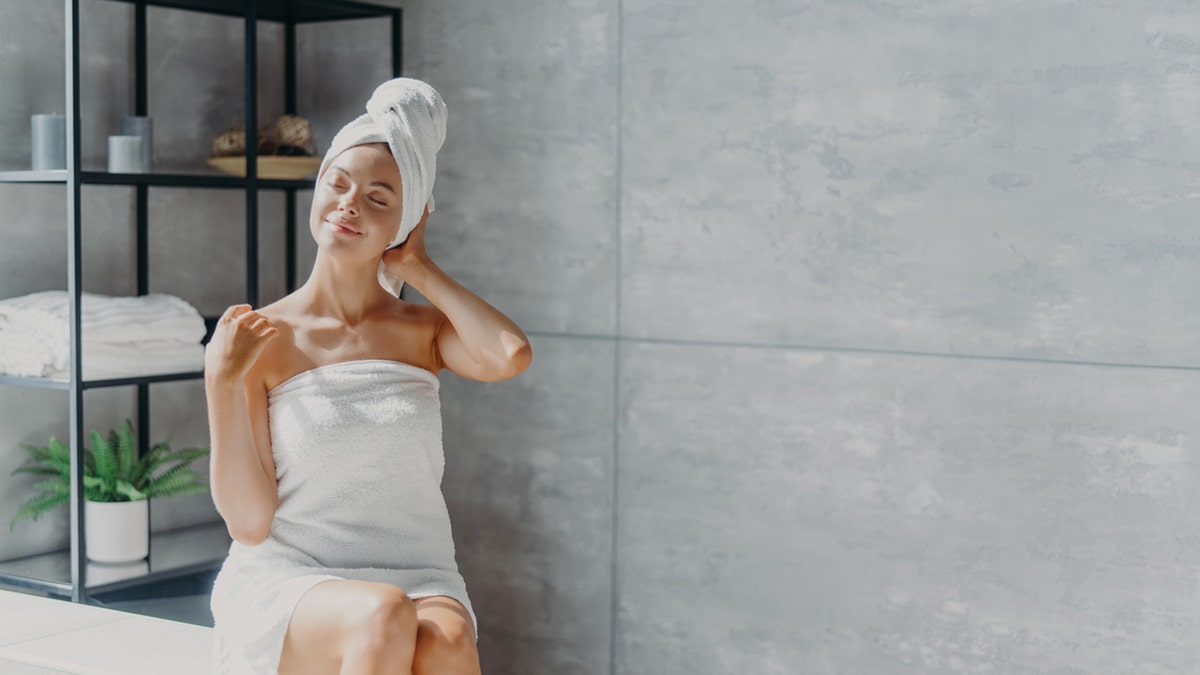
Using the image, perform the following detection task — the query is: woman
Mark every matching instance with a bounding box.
[205,79,531,674]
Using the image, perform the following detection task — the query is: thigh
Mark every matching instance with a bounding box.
[278,579,409,675]
[413,596,480,675]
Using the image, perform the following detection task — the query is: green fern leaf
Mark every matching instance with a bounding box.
[137,444,203,486]
[114,480,147,502]
[146,470,206,498]
[90,430,117,484]
[151,448,210,478]
[116,420,136,483]
[12,429,209,525]
[148,458,207,492]
[133,440,170,487]
[40,439,71,473]
[20,442,48,463]
[12,466,62,477]
[30,478,69,495]
[10,491,68,529]
[154,483,209,498]
[48,437,69,460]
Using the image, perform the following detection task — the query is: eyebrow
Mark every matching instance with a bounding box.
[331,166,397,193]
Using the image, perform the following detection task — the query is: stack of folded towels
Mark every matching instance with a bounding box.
[0,290,207,379]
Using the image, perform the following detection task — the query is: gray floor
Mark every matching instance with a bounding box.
[93,592,213,627]
[89,571,216,627]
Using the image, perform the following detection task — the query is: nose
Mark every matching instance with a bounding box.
[337,190,359,216]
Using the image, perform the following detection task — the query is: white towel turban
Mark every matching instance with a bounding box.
[317,78,448,296]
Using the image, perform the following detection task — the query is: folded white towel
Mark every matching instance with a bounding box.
[0,291,207,378]
[0,291,206,344]
[318,78,448,296]
[44,341,205,380]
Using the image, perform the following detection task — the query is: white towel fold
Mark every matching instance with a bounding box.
[318,78,448,296]
[0,290,207,378]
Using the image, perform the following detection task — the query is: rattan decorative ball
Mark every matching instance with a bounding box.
[273,114,313,151]
[211,127,246,157]
[255,128,280,156]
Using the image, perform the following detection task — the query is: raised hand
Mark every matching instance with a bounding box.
[204,304,278,384]
[382,204,431,277]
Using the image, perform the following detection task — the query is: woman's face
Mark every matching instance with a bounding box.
[309,143,403,259]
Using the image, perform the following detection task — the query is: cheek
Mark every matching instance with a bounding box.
[308,203,324,234]
[308,196,337,239]
[371,210,403,243]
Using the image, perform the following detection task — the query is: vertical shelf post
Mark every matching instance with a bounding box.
[245,0,260,308]
[284,11,298,293]
[392,8,402,77]
[65,0,88,603]
[134,0,152,554]
[284,8,296,116]
[392,7,403,300]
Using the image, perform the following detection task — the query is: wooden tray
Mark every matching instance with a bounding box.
[206,156,321,179]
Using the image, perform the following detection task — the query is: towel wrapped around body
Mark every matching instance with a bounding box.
[209,359,474,674]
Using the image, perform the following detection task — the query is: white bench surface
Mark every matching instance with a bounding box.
[0,589,211,675]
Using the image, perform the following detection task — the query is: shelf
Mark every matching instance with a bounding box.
[83,171,318,190]
[82,370,207,389]
[0,374,73,390]
[0,170,317,190]
[0,370,205,391]
[0,520,231,596]
[99,0,395,23]
[0,170,68,183]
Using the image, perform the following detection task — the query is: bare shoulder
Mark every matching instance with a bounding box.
[373,298,444,371]
[380,298,446,338]
[247,296,305,391]
[255,294,299,324]
[386,297,445,325]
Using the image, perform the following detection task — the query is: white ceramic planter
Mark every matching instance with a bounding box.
[85,499,149,564]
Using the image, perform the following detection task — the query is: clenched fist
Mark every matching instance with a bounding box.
[204,304,278,385]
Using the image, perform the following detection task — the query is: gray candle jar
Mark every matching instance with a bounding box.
[119,116,152,172]
[108,135,144,174]
[31,113,67,171]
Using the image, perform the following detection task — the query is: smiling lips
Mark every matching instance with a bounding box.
[327,219,361,235]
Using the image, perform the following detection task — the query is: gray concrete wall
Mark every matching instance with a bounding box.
[3,1,1200,674]
[406,0,1200,673]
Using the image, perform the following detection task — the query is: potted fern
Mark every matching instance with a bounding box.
[10,420,209,563]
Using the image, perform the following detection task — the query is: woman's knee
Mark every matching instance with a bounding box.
[414,615,479,674]
[349,585,419,655]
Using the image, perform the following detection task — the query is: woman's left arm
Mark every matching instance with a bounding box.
[385,215,532,382]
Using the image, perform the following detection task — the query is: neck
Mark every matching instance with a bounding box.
[299,252,396,324]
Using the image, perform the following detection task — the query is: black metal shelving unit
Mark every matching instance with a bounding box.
[0,0,401,604]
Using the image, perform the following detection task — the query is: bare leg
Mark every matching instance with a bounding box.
[412,596,481,675]
[279,580,419,675]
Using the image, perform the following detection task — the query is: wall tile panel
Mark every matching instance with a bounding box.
[618,341,1200,673]
[441,335,615,675]
[621,0,1200,366]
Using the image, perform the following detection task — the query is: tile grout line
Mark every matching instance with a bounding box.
[0,653,83,675]
[0,616,136,675]
[523,330,1200,373]
[609,0,624,671]
[0,618,128,653]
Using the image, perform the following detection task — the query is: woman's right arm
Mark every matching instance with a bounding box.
[204,304,279,545]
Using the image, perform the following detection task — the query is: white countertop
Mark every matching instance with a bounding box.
[0,590,211,675]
